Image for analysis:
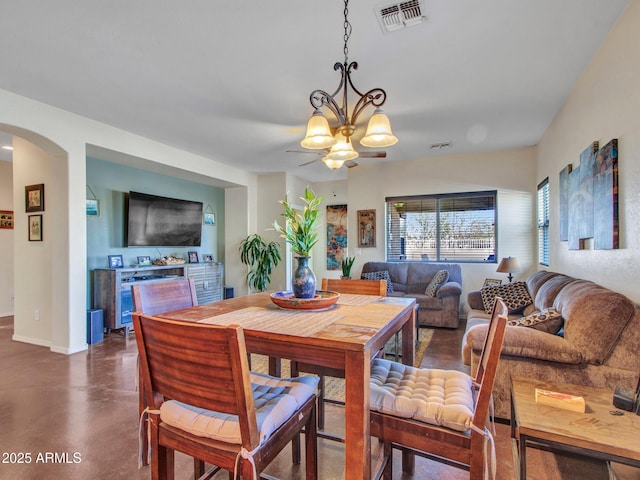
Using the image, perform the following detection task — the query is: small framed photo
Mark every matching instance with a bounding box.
[188,251,199,263]
[108,254,124,268]
[483,278,502,287]
[28,214,42,241]
[25,184,45,212]
[202,254,214,262]
[0,210,14,229]
[137,255,151,266]
[86,199,99,216]
[203,213,215,226]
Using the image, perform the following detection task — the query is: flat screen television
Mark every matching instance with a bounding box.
[126,191,203,247]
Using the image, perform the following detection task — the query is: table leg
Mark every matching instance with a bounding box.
[344,350,371,480]
[519,436,527,480]
[401,306,417,473]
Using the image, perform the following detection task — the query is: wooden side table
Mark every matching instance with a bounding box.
[510,377,640,480]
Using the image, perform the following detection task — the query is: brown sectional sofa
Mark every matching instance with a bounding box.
[361,261,462,328]
[462,270,640,419]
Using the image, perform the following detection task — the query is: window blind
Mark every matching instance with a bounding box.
[537,178,549,266]
[385,191,497,262]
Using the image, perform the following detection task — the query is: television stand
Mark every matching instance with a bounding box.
[93,263,223,334]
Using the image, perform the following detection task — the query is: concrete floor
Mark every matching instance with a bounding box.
[0,315,614,479]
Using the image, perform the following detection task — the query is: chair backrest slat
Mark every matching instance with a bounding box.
[132,279,198,316]
[321,278,386,296]
[471,297,508,428]
[133,313,260,448]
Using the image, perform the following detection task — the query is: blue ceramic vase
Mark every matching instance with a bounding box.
[293,256,316,298]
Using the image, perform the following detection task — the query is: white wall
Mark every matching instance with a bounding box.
[1,88,257,353]
[0,160,14,317]
[537,1,640,302]
[344,147,537,312]
[12,138,59,347]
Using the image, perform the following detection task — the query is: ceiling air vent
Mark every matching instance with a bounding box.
[430,141,452,150]
[376,0,425,33]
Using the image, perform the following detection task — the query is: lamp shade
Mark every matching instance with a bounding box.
[325,133,359,161]
[301,109,337,149]
[360,108,398,147]
[496,256,521,282]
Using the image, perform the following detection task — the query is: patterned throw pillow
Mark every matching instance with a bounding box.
[480,281,533,314]
[362,270,394,293]
[508,308,564,334]
[424,269,449,297]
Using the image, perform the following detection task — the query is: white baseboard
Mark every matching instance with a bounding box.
[11,334,88,355]
[12,334,50,348]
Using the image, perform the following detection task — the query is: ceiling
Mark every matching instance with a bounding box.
[0,0,629,182]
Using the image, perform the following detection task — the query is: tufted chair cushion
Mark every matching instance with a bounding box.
[160,372,318,444]
[370,358,474,432]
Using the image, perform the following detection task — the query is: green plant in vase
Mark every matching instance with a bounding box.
[239,233,281,292]
[341,256,356,279]
[273,186,324,298]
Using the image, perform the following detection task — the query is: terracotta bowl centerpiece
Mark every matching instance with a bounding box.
[273,186,324,299]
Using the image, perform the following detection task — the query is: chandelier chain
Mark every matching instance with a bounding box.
[343,0,351,64]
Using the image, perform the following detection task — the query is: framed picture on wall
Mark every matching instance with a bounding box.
[0,210,14,229]
[28,214,42,241]
[86,199,99,216]
[357,209,376,248]
[203,213,215,225]
[25,184,45,212]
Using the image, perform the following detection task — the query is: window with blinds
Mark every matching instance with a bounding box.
[385,191,497,263]
[537,178,550,266]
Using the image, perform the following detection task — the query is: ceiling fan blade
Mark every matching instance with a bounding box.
[298,158,321,167]
[286,149,324,155]
[344,160,359,168]
[358,151,387,158]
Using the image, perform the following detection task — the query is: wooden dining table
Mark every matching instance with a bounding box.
[153,291,416,479]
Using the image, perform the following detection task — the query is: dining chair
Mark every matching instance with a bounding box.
[131,279,199,469]
[131,278,198,316]
[369,297,508,480]
[290,278,387,432]
[133,312,319,480]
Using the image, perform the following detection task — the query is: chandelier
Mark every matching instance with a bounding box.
[301,0,398,169]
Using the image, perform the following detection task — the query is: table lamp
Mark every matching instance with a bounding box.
[497,256,521,283]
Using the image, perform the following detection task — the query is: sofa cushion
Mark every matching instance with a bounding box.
[553,280,635,364]
[424,269,449,296]
[362,262,409,292]
[533,274,576,310]
[480,281,532,314]
[362,270,394,293]
[508,308,563,334]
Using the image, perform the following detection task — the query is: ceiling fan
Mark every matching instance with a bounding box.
[287,148,387,169]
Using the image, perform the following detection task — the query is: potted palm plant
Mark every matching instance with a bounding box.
[239,234,281,292]
[273,186,324,298]
[341,256,356,279]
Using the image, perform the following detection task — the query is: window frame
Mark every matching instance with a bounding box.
[385,190,497,264]
[537,178,550,266]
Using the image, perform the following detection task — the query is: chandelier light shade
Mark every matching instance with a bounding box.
[323,157,345,170]
[300,109,337,149]
[300,0,397,167]
[496,256,522,283]
[360,108,398,147]
[325,133,359,162]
